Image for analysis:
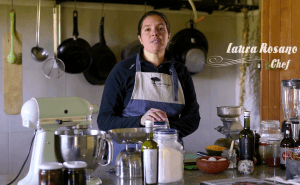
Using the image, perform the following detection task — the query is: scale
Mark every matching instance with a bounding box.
[108,128,151,179]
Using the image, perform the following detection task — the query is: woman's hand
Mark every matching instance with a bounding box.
[140,108,168,126]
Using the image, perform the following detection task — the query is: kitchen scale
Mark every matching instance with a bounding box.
[17,97,100,185]
[108,128,151,179]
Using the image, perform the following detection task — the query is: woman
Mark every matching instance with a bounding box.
[97,11,200,163]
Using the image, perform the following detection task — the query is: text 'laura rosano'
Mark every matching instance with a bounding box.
[226,43,298,70]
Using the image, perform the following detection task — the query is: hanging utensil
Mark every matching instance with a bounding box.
[7,11,17,64]
[43,5,65,79]
[31,0,49,62]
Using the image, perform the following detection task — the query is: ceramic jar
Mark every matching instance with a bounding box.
[238,160,254,175]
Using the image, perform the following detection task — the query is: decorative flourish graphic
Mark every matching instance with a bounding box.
[206,56,261,67]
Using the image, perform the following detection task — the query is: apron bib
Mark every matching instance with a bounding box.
[112,54,185,165]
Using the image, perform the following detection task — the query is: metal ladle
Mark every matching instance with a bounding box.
[31,0,48,62]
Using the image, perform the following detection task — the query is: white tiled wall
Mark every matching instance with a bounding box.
[0,1,257,175]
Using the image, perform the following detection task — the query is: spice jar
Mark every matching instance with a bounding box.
[63,161,87,185]
[153,129,184,184]
[258,137,270,165]
[266,139,281,167]
[39,162,63,185]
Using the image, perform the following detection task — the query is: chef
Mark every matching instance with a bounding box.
[97,10,200,163]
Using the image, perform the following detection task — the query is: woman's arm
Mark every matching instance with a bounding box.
[169,67,200,138]
[97,62,141,131]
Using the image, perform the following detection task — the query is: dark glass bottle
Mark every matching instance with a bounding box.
[254,131,261,165]
[280,122,295,170]
[294,128,300,156]
[141,120,158,185]
[239,111,255,161]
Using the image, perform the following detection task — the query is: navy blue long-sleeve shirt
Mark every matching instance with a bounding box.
[97,49,200,137]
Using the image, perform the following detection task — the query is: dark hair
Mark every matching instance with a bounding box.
[137,11,171,36]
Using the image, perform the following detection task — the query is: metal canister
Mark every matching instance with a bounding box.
[63,161,87,185]
[39,162,63,185]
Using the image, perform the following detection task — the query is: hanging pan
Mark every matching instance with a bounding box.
[83,16,117,85]
[168,19,208,75]
[57,9,92,74]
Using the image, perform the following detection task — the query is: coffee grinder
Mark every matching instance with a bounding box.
[281,79,300,140]
[18,97,98,185]
[215,106,244,140]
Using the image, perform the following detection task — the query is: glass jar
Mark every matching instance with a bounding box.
[63,161,87,185]
[266,139,281,167]
[39,162,63,185]
[221,149,237,168]
[260,120,282,138]
[258,138,270,165]
[153,129,184,184]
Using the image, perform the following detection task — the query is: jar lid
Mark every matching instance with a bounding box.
[154,128,177,135]
[63,161,87,169]
[39,162,63,170]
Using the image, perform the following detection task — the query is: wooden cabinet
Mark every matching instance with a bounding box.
[261,0,300,125]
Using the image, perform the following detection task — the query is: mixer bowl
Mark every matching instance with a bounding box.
[54,129,113,175]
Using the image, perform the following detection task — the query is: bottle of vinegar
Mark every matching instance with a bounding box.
[280,121,295,170]
[141,120,158,185]
[239,111,255,161]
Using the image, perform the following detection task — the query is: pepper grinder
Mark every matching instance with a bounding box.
[254,131,261,165]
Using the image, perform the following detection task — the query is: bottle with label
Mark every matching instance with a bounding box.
[294,130,300,156]
[141,120,158,185]
[239,111,255,161]
[280,121,295,170]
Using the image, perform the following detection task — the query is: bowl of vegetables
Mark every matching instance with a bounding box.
[196,156,229,174]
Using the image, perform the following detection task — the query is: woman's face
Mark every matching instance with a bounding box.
[138,15,170,54]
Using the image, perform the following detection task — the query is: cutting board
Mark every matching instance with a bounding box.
[3,11,22,115]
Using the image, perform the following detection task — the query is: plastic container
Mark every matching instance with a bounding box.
[39,162,63,185]
[153,129,184,184]
[260,120,282,138]
[63,161,87,185]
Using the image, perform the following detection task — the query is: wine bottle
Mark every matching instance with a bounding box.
[141,120,158,185]
[239,111,255,161]
[280,121,295,170]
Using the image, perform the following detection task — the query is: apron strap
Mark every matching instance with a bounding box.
[170,64,179,102]
[136,54,141,72]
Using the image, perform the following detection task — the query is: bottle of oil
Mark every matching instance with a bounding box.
[239,111,255,161]
[141,120,158,185]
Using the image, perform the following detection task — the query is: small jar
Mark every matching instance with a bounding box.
[221,149,236,168]
[39,162,63,185]
[258,141,269,165]
[266,139,281,167]
[153,121,169,131]
[153,129,184,184]
[63,161,87,185]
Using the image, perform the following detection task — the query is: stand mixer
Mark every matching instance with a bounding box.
[215,106,244,140]
[17,97,109,185]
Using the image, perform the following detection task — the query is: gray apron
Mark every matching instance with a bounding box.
[112,54,185,165]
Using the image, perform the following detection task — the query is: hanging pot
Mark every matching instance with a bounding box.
[83,17,117,85]
[168,20,208,75]
[57,10,92,74]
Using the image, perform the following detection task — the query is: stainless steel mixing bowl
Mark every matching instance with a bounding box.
[54,129,113,175]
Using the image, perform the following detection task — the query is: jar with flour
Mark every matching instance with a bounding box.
[153,129,184,184]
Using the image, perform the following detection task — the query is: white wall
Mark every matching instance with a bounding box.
[0,0,257,175]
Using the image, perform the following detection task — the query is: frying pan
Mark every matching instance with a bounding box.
[83,17,117,85]
[168,20,208,75]
[57,10,92,74]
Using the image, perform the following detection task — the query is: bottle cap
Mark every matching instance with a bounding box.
[145,120,154,128]
[39,162,63,170]
[63,161,87,169]
[244,111,250,117]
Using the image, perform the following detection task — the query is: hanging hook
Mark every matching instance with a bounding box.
[11,0,13,10]
[75,0,77,10]
[101,0,104,18]
[144,1,147,13]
